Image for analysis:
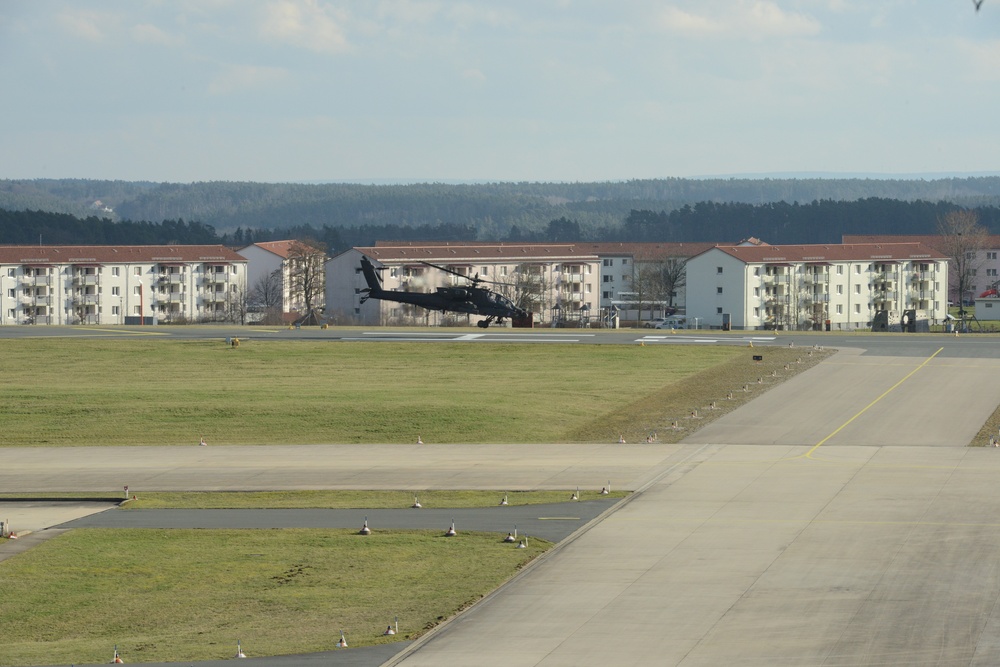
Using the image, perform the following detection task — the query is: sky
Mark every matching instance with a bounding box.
[1,1,999,183]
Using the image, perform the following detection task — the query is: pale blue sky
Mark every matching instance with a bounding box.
[1,1,997,183]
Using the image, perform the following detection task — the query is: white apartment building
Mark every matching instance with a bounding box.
[237,240,326,318]
[0,245,247,325]
[686,242,948,331]
[325,244,602,326]
[844,234,1000,306]
[578,242,716,319]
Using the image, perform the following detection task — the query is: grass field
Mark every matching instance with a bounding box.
[0,338,826,446]
[0,528,548,666]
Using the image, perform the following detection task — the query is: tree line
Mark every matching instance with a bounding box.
[5,177,1000,240]
[3,198,1000,252]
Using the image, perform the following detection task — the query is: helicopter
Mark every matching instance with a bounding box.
[359,255,530,327]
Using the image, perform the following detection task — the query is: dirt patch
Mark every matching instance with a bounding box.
[568,345,834,444]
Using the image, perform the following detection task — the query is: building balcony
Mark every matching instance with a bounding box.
[161,292,187,303]
[72,275,99,286]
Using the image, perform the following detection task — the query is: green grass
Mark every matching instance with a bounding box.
[0,339,749,446]
[121,489,628,509]
[0,338,831,446]
[0,528,550,666]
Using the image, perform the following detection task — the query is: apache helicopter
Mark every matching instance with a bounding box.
[359,255,530,327]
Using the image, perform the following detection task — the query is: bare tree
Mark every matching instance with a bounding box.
[656,258,687,310]
[628,265,661,323]
[496,264,550,316]
[938,210,988,324]
[251,269,283,323]
[225,279,250,325]
[287,239,327,316]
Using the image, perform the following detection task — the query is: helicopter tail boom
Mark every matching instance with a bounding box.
[359,255,385,303]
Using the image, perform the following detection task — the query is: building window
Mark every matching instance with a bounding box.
[7,269,14,277]
[717,287,723,294]
[603,275,612,283]
[717,266,723,274]
[753,287,760,297]
[855,265,861,274]
[134,267,142,276]
[716,307,723,314]
[855,284,861,294]
[837,285,843,295]
[753,307,760,318]
[111,287,120,296]
[855,304,861,314]
[603,259,612,267]
[603,291,611,299]
[112,267,120,276]
[837,265,844,275]
[836,304,843,314]
[6,289,13,298]
[112,306,119,315]
[753,267,759,276]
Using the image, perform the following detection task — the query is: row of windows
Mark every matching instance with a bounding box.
[5,265,238,277]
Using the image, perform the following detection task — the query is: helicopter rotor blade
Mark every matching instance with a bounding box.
[419,261,508,287]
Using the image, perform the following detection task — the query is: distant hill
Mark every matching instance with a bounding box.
[3,177,1000,241]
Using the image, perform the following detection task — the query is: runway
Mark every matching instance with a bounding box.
[7,333,1000,666]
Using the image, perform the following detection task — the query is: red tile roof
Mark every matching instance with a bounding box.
[842,234,1000,255]
[0,245,244,264]
[704,242,946,264]
[358,244,600,261]
[245,240,316,259]
[361,241,718,262]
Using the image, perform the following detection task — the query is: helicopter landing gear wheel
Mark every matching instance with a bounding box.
[477,320,490,328]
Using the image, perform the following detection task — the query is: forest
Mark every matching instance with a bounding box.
[2,177,1000,251]
[3,196,1000,253]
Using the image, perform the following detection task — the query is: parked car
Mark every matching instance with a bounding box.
[653,316,686,329]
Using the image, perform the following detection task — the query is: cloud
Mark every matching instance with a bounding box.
[657,1,820,39]
[261,0,350,54]
[207,64,290,95]
[130,23,183,47]
[56,10,112,42]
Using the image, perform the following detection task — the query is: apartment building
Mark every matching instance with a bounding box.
[844,234,1000,306]
[325,244,602,326]
[0,245,246,325]
[237,240,326,318]
[575,242,716,318]
[686,242,948,330]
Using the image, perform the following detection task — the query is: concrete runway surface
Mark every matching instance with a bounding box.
[8,341,1000,666]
